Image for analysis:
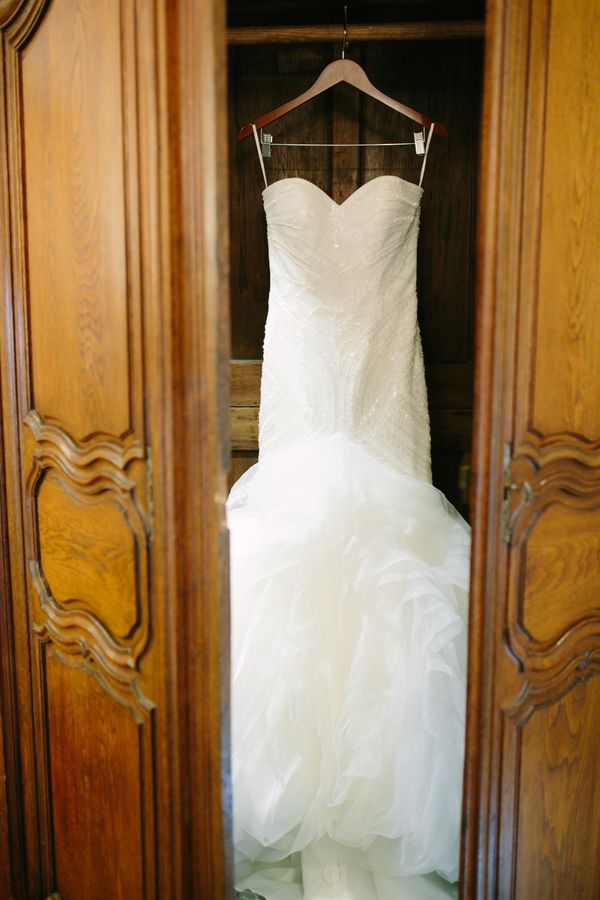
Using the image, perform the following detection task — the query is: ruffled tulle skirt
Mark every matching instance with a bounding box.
[227,433,470,899]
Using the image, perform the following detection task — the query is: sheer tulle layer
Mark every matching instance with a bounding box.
[227,433,470,890]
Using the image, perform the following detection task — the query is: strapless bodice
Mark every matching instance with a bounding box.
[258,175,432,483]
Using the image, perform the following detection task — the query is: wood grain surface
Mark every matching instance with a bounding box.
[37,475,138,637]
[46,653,145,899]
[22,0,130,441]
[0,0,231,896]
[228,21,484,43]
[463,0,600,896]
[531,0,600,439]
[523,504,600,644]
[0,689,9,899]
[514,679,600,898]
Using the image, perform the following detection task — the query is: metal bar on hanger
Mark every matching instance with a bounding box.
[258,128,426,157]
[264,141,417,147]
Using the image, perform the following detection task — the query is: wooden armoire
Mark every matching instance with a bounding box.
[0,1,598,898]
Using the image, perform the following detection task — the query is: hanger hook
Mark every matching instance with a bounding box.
[342,5,348,59]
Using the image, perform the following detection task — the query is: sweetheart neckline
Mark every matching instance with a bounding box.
[262,174,423,208]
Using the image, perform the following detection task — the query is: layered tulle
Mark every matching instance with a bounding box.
[227,433,470,897]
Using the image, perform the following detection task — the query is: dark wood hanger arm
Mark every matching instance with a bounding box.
[238,58,447,141]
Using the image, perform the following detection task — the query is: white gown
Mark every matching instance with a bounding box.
[228,129,470,900]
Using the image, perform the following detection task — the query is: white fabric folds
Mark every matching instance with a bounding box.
[228,433,469,898]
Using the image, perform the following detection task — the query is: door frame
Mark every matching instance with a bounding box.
[158,0,233,892]
[461,0,511,893]
[220,3,496,899]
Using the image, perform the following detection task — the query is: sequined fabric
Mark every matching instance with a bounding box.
[259,175,431,483]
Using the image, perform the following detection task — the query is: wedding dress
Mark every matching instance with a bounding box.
[228,123,470,900]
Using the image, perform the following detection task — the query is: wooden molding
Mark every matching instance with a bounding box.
[505,434,600,547]
[0,312,27,898]
[0,0,21,28]
[227,20,485,45]
[461,0,523,891]
[34,623,155,724]
[24,410,146,476]
[0,0,46,42]
[503,652,600,725]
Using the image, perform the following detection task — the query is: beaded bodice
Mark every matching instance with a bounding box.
[258,175,432,484]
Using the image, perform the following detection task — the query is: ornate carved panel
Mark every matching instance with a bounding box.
[504,436,600,674]
[24,410,151,663]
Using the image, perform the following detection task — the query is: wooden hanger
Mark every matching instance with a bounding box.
[238,17,447,142]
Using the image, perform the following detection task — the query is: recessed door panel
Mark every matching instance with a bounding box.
[45,652,149,900]
[37,473,141,638]
[513,680,600,898]
[22,0,132,441]
[522,504,600,644]
[531,1,600,440]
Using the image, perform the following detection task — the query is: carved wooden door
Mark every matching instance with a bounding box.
[0,1,230,897]
[463,0,600,896]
